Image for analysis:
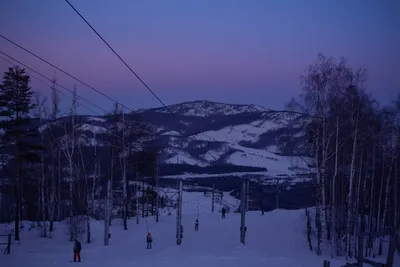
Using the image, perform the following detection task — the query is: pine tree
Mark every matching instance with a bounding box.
[0,66,43,241]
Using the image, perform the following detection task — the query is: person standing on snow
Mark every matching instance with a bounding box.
[194,219,199,231]
[222,207,226,218]
[146,232,153,249]
[73,239,82,262]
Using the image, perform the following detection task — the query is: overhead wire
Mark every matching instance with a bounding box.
[0,36,228,161]
[0,36,233,139]
[0,34,133,113]
[0,51,154,144]
[67,0,237,208]
[0,54,98,115]
[0,6,306,174]
[0,35,155,140]
[63,1,241,158]
[0,53,135,146]
[0,50,109,115]
[2,4,321,202]
[64,0,171,114]
[1,14,254,165]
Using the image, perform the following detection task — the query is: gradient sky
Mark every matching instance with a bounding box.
[0,0,399,115]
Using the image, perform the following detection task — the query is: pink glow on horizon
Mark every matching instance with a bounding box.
[0,0,398,111]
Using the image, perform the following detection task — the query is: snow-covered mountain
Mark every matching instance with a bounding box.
[146,100,269,117]
[42,100,312,178]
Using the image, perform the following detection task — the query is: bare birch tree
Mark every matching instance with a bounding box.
[47,77,60,235]
[61,85,79,241]
[33,91,48,237]
[287,53,400,259]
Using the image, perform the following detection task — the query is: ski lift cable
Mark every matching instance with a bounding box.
[62,1,245,153]
[0,54,100,116]
[0,34,237,162]
[0,51,151,147]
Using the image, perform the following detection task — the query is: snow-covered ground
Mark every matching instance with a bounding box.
[1,191,396,267]
[192,120,282,144]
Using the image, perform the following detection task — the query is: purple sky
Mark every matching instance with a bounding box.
[0,0,399,115]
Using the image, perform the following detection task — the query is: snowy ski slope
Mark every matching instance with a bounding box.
[0,191,396,267]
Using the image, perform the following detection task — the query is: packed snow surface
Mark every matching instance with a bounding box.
[87,116,106,122]
[77,124,107,134]
[1,191,396,267]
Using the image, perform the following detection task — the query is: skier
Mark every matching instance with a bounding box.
[180,225,183,239]
[146,232,152,249]
[194,219,199,231]
[222,207,226,218]
[73,239,81,262]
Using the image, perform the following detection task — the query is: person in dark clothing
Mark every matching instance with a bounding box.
[222,207,226,218]
[194,219,199,231]
[146,232,152,249]
[73,240,81,262]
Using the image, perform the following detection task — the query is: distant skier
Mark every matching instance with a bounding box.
[222,207,226,218]
[180,225,183,239]
[146,232,152,249]
[194,219,199,231]
[73,239,81,262]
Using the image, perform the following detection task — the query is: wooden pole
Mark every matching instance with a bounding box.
[246,180,249,211]
[104,180,110,246]
[211,184,215,213]
[276,178,279,210]
[240,180,246,244]
[136,167,139,224]
[7,233,11,254]
[197,200,199,220]
[176,180,183,245]
[155,153,159,222]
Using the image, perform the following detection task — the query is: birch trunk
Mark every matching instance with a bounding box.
[78,144,91,243]
[40,122,47,237]
[121,112,128,230]
[315,121,322,255]
[48,163,56,235]
[394,161,398,232]
[331,116,339,256]
[346,118,358,258]
[360,163,368,255]
[366,141,376,256]
[57,149,62,221]
[353,155,363,255]
[109,146,114,226]
[33,92,48,237]
[49,77,60,230]
[376,156,385,234]
[62,86,78,241]
[379,159,393,255]
[321,93,328,242]
[92,131,98,219]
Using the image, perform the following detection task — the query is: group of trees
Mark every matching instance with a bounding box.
[106,104,160,230]
[0,66,44,240]
[2,53,398,260]
[289,53,400,258]
[0,66,161,242]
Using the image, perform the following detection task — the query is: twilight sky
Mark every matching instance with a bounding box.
[0,0,399,115]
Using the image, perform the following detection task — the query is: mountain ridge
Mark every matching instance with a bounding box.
[1,100,312,181]
[140,100,271,117]
[64,100,310,176]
